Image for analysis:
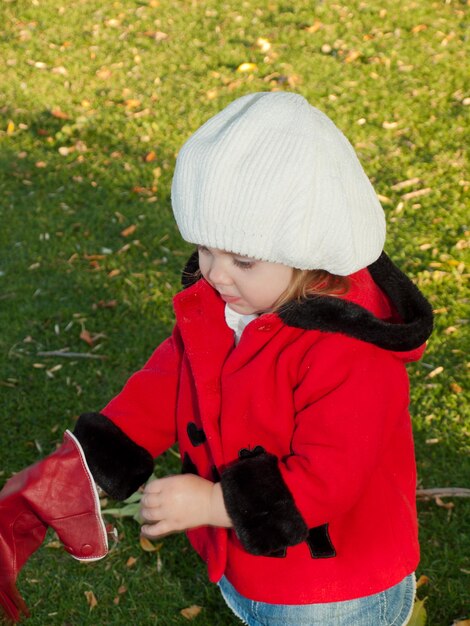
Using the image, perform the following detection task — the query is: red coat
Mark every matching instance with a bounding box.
[101,252,433,604]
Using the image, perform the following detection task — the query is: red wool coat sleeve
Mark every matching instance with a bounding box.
[102,329,182,458]
[280,335,410,528]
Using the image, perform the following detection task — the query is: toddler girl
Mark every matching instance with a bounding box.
[0,92,433,625]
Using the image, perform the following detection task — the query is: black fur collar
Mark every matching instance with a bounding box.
[181,250,433,352]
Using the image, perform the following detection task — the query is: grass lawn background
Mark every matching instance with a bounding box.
[0,0,468,623]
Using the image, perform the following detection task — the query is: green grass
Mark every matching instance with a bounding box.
[1,0,469,623]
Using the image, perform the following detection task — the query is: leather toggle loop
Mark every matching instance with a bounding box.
[187,422,207,447]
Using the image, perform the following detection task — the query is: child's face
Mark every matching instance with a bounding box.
[197,246,293,315]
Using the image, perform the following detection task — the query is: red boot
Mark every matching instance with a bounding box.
[0,431,107,622]
[0,413,154,622]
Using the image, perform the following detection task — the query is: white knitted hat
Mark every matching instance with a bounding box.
[171,91,385,275]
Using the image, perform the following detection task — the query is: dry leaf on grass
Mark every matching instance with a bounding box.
[434,496,454,510]
[428,366,444,378]
[180,605,202,620]
[139,536,163,552]
[125,99,141,109]
[402,188,432,201]
[416,575,430,588]
[84,590,98,609]
[80,329,94,346]
[305,20,322,33]
[391,177,421,191]
[50,108,69,120]
[236,62,258,73]
[121,224,137,237]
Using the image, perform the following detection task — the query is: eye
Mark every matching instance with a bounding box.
[233,258,255,270]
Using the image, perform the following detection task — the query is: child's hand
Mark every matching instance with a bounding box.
[140,475,232,538]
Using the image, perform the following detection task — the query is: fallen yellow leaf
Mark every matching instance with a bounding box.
[428,366,444,378]
[305,20,322,33]
[121,224,137,237]
[435,496,454,510]
[236,62,258,73]
[84,590,98,609]
[180,605,202,620]
[416,574,430,588]
[256,37,271,52]
[144,151,156,162]
[80,329,94,346]
[6,120,15,135]
[51,108,69,120]
[139,535,163,552]
[344,50,361,63]
[96,67,112,80]
[125,99,141,109]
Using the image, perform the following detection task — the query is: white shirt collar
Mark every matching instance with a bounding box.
[224,304,258,345]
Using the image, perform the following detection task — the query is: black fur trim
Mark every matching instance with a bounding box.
[278,252,433,351]
[238,445,265,459]
[267,547,287,558]
[180,250,433,352]
[306,524,336,559]
[187,422,207,447]
[220,451,308,555]
[181,452,199,475]
[73,412,154,500]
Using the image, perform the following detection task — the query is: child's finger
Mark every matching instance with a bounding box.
[141,499,164,517]
[143,479,162,494]
[140,492,161,508]
[141,521,171,538]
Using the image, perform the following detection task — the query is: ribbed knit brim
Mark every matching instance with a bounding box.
[171,91,385,275]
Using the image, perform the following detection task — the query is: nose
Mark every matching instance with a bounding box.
[206,258,232,286]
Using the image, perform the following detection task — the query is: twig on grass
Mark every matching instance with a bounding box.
[37,350,107,360]
[416,488,470,499]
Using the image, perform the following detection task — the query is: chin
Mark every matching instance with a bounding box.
[228,302,256,314]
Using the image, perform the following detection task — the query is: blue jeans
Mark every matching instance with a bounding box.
[218,573,416,626]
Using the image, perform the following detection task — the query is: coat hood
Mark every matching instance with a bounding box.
[181,250,433,362]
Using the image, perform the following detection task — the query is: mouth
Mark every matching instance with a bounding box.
[219,293,241,303]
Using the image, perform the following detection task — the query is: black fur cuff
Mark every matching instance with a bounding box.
[220,450,308,555]
[73,412,154,500]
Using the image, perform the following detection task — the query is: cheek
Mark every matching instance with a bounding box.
[243,269,292,303]
[263,269,293,298]
[198,253,209,279]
